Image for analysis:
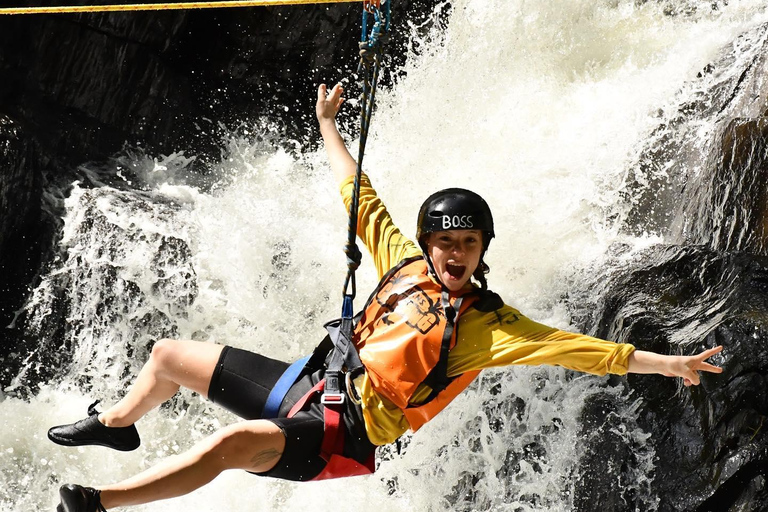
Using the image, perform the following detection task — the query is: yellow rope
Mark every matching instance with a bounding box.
[0,0,364,15]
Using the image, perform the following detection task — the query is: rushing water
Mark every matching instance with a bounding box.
[3,1,768,511]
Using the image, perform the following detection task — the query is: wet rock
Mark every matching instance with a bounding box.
[574,391,645,512]
[577,246,768,511]
[5,186,195,397]
[0,116,46,340]
[0,1,440,164]
[622,22,768,238]
[578,24,768,507]
[681,117,768,256]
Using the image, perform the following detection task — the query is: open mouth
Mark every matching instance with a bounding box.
[446,262,466,280]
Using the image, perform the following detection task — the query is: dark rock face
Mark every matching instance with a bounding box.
[574,390,645,510]
[0,2,437,163]
[622,23,768,240]
[0,6,359,163]
[571,21,768,511]
[682,117,768,256]
[0,116,45,333]
[575,89,768,507]
[578,246,768,511]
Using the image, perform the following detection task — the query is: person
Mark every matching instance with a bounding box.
[48,83,724,512]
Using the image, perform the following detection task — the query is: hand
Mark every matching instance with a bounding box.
[316,83,357,183]
[316,83,344,126]
[660,345,724,386]
[628,345,724,386]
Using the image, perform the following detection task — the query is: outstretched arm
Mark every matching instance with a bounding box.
[316,83,357,185]
[627,345,723,386]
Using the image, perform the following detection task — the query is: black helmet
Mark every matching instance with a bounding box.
[416,188,495,248]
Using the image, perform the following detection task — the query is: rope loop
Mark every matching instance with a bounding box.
[345,241,362,272]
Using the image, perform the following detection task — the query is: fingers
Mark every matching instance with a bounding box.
[316,83,344,124]
[697,345,723,360]
[696,362,723,374]
[328,83,344,106]
[691,345,724,374]
[317,83,343,103]
[683,345,725,386]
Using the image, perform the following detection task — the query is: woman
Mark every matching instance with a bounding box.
[49,83,723,512]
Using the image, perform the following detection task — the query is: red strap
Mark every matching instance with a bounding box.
[286,378,376,480]
[286,378,344,462]
[321,402,343,461]
[311,453,375,481]
[286,380,325,418]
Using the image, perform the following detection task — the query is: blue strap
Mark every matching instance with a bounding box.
[262,355,311,419]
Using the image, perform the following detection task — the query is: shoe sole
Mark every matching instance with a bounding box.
[48,430,139,451]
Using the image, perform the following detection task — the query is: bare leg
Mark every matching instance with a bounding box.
[97,420,285,508]
[99,339,224,427]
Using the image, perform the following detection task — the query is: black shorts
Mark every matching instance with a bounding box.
[207,346,374,481]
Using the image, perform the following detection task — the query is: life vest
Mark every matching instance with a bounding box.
[354,256,481,432]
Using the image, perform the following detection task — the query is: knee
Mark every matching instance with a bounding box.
[203,423,285,472]
[149,338,182,372]
[206,425,257,461]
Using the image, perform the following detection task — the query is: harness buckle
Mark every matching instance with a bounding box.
[345,372,362,405]
[321,392,346,405]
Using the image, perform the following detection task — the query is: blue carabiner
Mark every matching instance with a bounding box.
[361,1,389,46]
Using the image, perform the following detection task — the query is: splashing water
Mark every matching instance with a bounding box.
[2,1,768,511]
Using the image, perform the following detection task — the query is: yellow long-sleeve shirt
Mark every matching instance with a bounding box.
[341,174,635,445]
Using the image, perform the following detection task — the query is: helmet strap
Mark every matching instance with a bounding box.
[421,250,441,283]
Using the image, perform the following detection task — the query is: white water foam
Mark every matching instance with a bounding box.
[3,1,768,510]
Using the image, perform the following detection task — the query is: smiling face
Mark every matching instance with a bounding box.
[426,229,484,292]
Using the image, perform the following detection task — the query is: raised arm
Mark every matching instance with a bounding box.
[627,345,723,386]
[316,83,357,185]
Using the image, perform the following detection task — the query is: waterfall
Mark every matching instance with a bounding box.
[2,1,768,511]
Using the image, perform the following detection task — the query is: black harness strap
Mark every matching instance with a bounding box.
[323,315,365,401]
[419,290,464,404]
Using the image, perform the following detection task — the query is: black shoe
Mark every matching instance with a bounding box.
[48,401,140,452]
[58,484,107,512]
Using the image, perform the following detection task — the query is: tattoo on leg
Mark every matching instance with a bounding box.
[251,448,283,469]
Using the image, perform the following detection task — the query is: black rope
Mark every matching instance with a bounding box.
[324,3,390,400]
[342,4,389,308]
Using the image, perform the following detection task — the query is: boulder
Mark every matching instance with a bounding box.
[577,246,768,511]
[0,115,45,339]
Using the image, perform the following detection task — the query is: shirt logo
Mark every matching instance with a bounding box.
[485,310,520,327]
